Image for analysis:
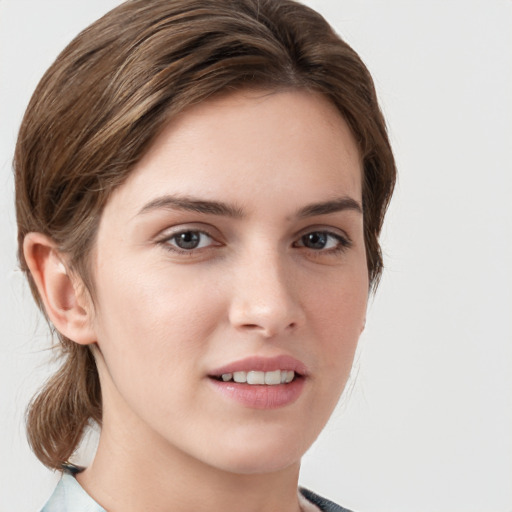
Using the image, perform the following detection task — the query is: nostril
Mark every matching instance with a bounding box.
[241,324,260,330]
[238,321,297,338]
[229,294,304,337]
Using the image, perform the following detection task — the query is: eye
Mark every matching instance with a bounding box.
[165,230,215,251]
[295,231,350,252]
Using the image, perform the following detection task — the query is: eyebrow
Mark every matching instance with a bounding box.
[137,194,362,219]
[297,197,363,217]
[137,195,245,218]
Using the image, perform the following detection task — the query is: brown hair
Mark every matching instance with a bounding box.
[15,0,396,469]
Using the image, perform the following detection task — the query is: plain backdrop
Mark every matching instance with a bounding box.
[1,1,511,511]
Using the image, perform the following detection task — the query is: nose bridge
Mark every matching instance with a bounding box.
[228,242,302,337]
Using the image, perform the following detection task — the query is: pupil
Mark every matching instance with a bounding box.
[304,232,327,249]
[176,231,200,249]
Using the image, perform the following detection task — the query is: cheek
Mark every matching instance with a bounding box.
[90,265,216,421]
[91,259,228,378]
[305,266,368,372]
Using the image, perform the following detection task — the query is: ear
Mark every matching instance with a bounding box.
[23,232,96,345]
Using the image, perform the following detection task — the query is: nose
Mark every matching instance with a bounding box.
[228,250,305,338]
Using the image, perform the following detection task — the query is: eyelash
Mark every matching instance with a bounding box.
[159,229,218,254]
[293,231,352,255]
[158,229,352,256]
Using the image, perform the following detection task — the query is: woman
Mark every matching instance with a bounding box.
[15,0,395,511]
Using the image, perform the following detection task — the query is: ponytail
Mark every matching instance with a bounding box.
[26,343,101,469]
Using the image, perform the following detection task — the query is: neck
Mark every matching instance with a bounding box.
[77,417,303,512]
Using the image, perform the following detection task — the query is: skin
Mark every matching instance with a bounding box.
[26,89,368,512]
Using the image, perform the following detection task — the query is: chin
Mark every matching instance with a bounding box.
[215,451,302,476]
[201,427,312,475]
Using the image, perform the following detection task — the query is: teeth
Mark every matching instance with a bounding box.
[221,370,295,385]
[264,370,281,385]
[247,371,265,385]
[233,371,247,383]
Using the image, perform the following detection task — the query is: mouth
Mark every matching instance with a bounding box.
[209,369,298,385]
[207,356,307,409]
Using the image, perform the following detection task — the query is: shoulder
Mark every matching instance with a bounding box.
[40,467,106,512]
[300,487,355,512]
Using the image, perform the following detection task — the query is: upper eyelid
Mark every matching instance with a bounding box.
[161,230,217,246]
[157,229,220,255]
[294,225,352,243]
[294,232,351,249]
[154,223,220,241]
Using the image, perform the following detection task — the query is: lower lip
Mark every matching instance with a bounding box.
[208,377,305,409]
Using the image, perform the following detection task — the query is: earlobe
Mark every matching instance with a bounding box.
[23,232,96,345]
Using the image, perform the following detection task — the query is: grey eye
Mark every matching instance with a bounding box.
[296,231,349,252]
[302,232,335,250]
[169,231,213,250]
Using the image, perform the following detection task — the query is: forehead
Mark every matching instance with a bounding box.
[103,89,362,218]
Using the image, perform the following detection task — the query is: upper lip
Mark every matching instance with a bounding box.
[209,355,308,377]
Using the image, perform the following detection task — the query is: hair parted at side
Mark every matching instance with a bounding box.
[15,0,396,470]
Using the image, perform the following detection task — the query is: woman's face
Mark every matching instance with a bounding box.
[89,89,368,474]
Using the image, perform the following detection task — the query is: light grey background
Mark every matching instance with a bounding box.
[1,1,511,511]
